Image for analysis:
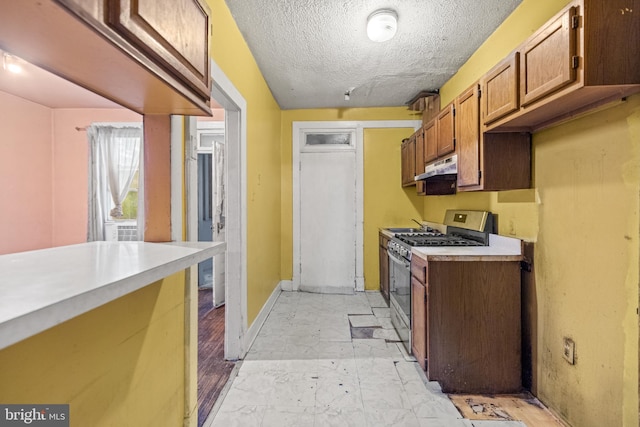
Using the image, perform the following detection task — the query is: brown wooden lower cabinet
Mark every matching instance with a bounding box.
[378,232,390,305]
[411,276,427,371]
[411,255,522,394]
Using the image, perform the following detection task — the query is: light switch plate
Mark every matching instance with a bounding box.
[563,337,575,365]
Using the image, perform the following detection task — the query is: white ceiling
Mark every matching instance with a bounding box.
[1,1,523,111]
[224,0,523,109]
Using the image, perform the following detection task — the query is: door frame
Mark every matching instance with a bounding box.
[182,59,247,361]
[195,124,222,290]
[292,120,421,292]
[208,59,247,360]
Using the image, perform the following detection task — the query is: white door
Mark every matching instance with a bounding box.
[300,132,357,294]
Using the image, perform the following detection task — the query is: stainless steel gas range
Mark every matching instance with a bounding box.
[387,210,494,354]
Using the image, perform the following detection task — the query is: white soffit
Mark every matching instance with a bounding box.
[224,0,522,109]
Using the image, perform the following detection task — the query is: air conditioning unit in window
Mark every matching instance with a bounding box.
[104,222,138,242]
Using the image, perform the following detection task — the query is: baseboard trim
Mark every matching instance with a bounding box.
[298,284,355,295]
[280,280,294,291]
[242,281,282,356]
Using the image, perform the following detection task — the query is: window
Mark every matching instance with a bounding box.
[87,123,143,241]
[306,133,352,146]
[301,130,356,152]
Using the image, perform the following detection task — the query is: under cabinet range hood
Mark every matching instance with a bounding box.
[415,154,457,181]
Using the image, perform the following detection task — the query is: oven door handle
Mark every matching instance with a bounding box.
[387,250,410,269]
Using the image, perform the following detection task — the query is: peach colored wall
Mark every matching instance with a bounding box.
[0,91,53,254]
[0,91,142,254]
[197,108,224,122]
[51,109,141,246]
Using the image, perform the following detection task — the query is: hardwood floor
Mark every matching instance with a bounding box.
[449,393,564,425]
[198,289,235,427]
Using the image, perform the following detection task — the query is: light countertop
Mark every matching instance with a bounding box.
[0,241,225,350]
[412,234,522,261]
[380,226,523,261]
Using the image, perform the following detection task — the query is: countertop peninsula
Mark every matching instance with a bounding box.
[0,241,225,350]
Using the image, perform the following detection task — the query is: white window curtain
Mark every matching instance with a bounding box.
[214,139,225,234]
[87,125,142,241]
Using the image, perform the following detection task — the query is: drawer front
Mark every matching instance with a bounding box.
[410,256,427,284]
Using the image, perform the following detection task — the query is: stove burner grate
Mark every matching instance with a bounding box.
[395,233,484,247]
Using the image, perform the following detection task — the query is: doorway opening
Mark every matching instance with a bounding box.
[185,59,247,427]
[299,128,358,294]
[195,120,225,301]
[292,120,421,294]
[193,117,231,426]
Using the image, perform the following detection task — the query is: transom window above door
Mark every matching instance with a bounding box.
[302,131,356,152]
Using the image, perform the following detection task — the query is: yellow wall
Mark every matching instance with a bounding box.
[0,273,187,426]
[423,0,639,425]
[363,128,423,289]
[280,108,419,283]
[534,97,639,426]
[207,0,283,324]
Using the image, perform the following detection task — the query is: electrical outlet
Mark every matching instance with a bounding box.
[563,337,575,365]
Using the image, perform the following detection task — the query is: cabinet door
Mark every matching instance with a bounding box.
[400,139,408,185]
[401,138,415,187]
[520,7,577,107]
[408,135,416,183]
[483,53,520,125]
[414,128,425,175]
[423,120,437,163]
[379,236,390,304]
[456,84,481,188]
[107,0,211,98]
[436,103,455,157]
[422,119,438,164]
[411,276,427,371]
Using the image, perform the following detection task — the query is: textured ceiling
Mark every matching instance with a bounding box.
[224,0,523,109]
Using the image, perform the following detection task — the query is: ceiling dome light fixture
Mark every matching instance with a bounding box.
[2,53,22,74]
[367,9,398,42]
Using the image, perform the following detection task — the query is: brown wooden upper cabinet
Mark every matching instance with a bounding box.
[0,0,212,116]
[106,0,211,99]
[423,120,438,164]
[456,85,481,188]
[401,136,416,187]
[520,6,577,107]
[482,53,520,126]
[457,83,531,192]
[414,127,425,176]
[484,0,640,132]
[436,103,455,157]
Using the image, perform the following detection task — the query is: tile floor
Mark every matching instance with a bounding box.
[208,291,527,427]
